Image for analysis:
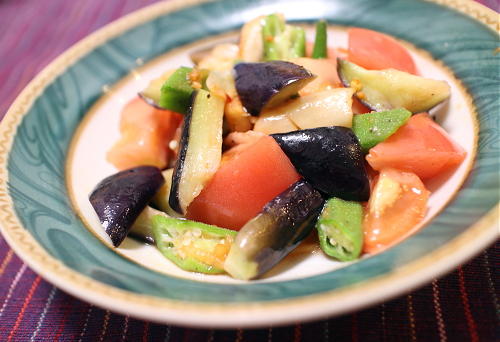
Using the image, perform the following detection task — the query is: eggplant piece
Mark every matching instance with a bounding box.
[128,206,168,244]
[89,166,164,247]
[337,59,450,113]
[234,61,315,116]
[151,169,183,218]
[224,180,324,280]
[273,88,355,129]
[169,89,225,214]
[271,127,370,201]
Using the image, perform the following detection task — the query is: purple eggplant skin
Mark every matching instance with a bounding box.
[234,61,315,116]
[89,166,164,247]
[271,127,370,202]
[224,180,324,280]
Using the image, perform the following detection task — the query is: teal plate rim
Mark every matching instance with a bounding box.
[0,0,498,327]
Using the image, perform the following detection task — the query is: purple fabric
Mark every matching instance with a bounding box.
[0,1,498,341]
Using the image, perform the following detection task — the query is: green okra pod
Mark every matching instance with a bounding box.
[262,14,285,60]
[352,108,411,152]
[152,215,237,274]
[312,20,328,59]
[262,14,306,60]
[289,26,306,58]
[316,197,363,261]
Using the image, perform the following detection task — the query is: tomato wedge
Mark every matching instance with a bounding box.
[107,97,182,170]
[348,27,417,74]
[186,135,301,230]
[366,113,466,180]
[363,168,430,253]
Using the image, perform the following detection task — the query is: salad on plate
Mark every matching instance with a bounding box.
[88,14,466,280]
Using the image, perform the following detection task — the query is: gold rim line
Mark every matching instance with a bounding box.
[427,0,499,32]
[65,26,479,281]
[0,0,498,327]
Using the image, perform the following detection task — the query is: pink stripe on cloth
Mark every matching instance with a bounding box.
[0,264,27,318]
[7,276,42,341]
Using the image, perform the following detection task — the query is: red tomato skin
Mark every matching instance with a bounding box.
[363,168,430,254]
[186,135,301,230]
[348,27,417,74]
[107,97,182,170]
[366,113,466,180]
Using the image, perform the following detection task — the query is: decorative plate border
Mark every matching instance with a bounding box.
[0,0,498,328]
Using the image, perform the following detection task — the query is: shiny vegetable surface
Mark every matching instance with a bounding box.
[366,113,466,179]
[152,215,237,274]
[224,180,324,280]
[363,168,430,253]
[106,97,182,170]
[347,27,417,74]
[234,61,315,115]
[352,108,411,152]
[337,59,450,113]
[312,20,328,59]
[262,14,306,60]
[89,166,164,246]
[187,135,301,230]
[169,89,224,214]
[128,206,168,244]
[316,198,363,261]
[159,66,194,114]
[272,127,370,201]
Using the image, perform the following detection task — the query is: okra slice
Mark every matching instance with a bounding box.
[152,215,237,274]
[316,197,363,261]
[352,108,411,152]
[262,14,306,60]
[262,14,284,60]
[159,66,194,114]
[289,26,306,59]
[312,20,328,59]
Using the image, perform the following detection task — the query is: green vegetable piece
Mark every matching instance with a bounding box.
[262,14,285,60]
[289,26,306,59]
[312,20,328,59]
[262,14,306,60]
[316,197,363,261]
[152,215,237,274]
[159,66,193,114]
[352,108,411,152]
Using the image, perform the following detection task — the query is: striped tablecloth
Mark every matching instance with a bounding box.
[0,1,498,341]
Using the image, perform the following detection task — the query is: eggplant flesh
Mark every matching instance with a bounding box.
[337,58,450,113]
[89,166,164,247]
[224,180,324,280]
[271,127,370,201]
[128,206,168,244]
[169,89,224,214]
[138,70,175,109]
[234,61,315,116]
